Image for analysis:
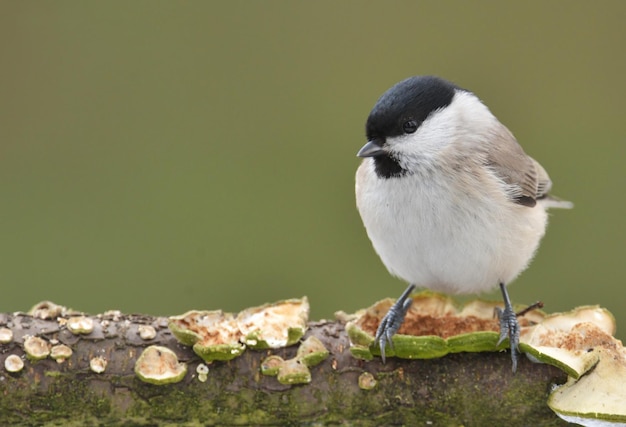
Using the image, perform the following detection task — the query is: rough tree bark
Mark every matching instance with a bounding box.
[0,311,569,426]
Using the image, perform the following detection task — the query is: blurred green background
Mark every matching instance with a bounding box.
[1,2,624,338]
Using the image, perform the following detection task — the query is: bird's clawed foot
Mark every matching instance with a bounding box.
[496,303,520,372]
[496,282,521,372]
[375,284,416,363]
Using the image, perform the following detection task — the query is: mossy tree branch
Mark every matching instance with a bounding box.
[0,312,569,426]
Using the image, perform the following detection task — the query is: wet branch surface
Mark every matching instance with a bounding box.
[0,312,569,426]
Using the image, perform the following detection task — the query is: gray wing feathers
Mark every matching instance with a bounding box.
[530,157,553,199]
[485,124,571,209]
[485,124,540,206]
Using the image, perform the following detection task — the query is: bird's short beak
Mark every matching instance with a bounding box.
[357,140,385,158]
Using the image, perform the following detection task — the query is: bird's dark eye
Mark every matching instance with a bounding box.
[403,119,418,134]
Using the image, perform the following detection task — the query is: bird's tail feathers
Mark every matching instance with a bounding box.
[540,195,573,209]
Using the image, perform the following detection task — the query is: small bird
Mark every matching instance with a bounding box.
[355,75,572,371]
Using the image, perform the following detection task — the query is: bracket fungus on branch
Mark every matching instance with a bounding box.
[168,297,309,363]
[23,336,50,360]
[0,327,13,344]
[260,335,330,385]
[520,307,626,424]
[345,291,626,426]
[50,344,73,363]
[4,354,24,373]
[134,345,187,385]
[345,291,532,360]
[0,294,623,425]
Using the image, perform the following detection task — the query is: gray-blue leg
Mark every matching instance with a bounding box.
[375,284,416,363]
[496,282,520,373]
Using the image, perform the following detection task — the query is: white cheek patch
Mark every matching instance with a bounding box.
[386,115,456,171]
[386,91,498,172]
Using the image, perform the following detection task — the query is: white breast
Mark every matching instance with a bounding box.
[355,159,548,294]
